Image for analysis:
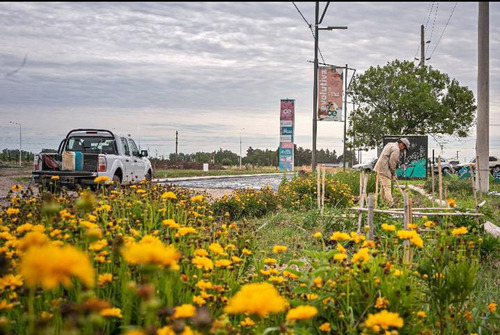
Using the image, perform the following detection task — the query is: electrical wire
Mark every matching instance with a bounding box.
[292,2,326,64]
[426,2,440,55]
[413,2,434,61]
[429,2,458,59]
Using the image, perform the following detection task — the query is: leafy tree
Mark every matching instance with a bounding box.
[347,59,476,150]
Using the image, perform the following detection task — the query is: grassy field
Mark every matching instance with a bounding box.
[153,166,283,179]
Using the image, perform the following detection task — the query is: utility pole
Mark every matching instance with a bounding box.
[175,130,178,161]
[477,1,489,192]
[420,24,425,67]
[416,24,431,67]
[351,101,355,167]
[312,2,319,172]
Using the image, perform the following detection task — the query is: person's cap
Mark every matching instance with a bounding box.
[399,138,410,150]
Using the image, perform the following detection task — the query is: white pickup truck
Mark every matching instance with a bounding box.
[32,129,153,188]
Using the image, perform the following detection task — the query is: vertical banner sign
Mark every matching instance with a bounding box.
[318,66,343,121]
[279,99,295,171]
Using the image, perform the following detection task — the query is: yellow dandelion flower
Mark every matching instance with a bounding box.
[94,176,110,183]
[11,184,22,192]
[447,198,456,207]
[99,307,122,318]
[365,310,404,330]
[489,302,497,312]
[173,304,196,319]
[352,248,370,265]
[381,223,396,232]
[121,240,180,269]
[330,231,351,241]
[283,271,299,279]
[20,244,95,290]
[272,245,287,253]
[209,243,226,256]
[286,305,318,321]
[452,227,468,236]
[224,282,287,317]
[161,191,177,200]
[313,232,323,239]
[240,317,256,327]
[191,256,214,271]
[98,273,113,287]
[319,322,331,332]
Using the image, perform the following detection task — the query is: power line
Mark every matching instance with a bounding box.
[292,1,310,27]
[424,2,435,31]
[292,2,326,63]
[426,2,440,55]
[429,2,458,59]
[414,2,433,60]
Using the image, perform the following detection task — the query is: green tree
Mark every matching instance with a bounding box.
[347,59,476,150]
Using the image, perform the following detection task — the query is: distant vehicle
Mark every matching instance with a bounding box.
[448,159,460,169]
[32,129,153,189]
[429,157,455,175]
[456,156,500,175]
[353,158,378,172]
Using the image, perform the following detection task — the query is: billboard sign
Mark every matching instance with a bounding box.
[279,99,295,171]
[318,66,343,121]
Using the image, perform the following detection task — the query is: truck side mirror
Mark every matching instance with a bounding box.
[140,150,148,157]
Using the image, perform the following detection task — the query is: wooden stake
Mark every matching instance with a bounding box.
[317,166,321,210]
[357,171,368,233]
[403,190,412,264]
[367,193,374,240]
[321,165,325,214]
[476,155,483,202]
[438,156,443,204]
[431,158,435,207]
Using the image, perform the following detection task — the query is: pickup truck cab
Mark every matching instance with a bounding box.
[33,129,153,188]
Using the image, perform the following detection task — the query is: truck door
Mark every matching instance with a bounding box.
[128,138,146,182]
[119,137,132,183]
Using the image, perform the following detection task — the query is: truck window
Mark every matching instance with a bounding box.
[128,139,140,157]
[121,137,130,156]
[65,136,116,154]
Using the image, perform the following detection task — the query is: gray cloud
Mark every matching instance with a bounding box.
[0,2,499,162]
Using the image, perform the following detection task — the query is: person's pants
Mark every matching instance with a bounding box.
[379,174,393,206]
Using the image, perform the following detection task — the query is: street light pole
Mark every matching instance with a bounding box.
[9,121,21,166]
[311,1,347,172]
[312,1,319,172]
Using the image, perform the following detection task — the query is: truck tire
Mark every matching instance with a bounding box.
[145,170,152,182]
[112,174,121,185]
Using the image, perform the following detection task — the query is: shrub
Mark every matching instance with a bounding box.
[278,173,354,210]
[211,186,279,220]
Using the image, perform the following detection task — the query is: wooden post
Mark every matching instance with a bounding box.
[357,172,368,233]
[367,193,374,240]
[431,158,435,207]
[438,156,443,204]
[317,165,321,210]
[403,190,412,264]
[476,155,483,201]
[321,165,325,214]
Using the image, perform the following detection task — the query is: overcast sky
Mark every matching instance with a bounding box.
[0,2,498,163]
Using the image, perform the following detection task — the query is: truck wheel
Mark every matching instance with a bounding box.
[112,174,121,185]
[442,167,450,175]
[145,171,152,182]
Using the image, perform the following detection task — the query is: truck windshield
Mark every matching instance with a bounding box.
[65,136,117,154]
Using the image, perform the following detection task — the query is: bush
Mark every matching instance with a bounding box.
[278,173,354,210]
[211,186,279,220]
